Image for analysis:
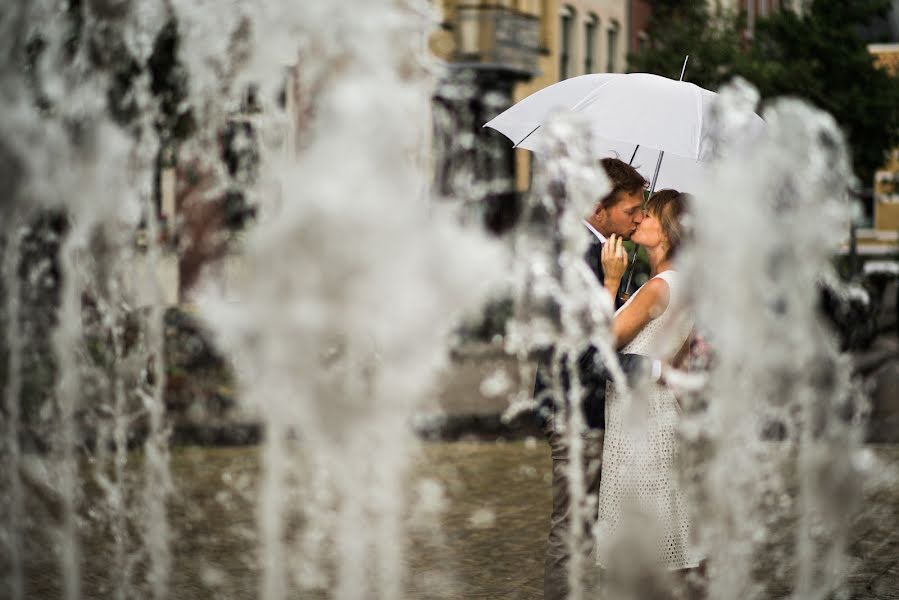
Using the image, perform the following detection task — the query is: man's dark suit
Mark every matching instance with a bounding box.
[539,226,651,600]
[534,228,651,429]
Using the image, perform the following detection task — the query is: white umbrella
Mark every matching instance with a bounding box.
[485,70,764,192]
[479,73,696,188]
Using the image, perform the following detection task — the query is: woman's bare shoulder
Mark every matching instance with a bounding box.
[630,277,670,315]
[639,276,670,299]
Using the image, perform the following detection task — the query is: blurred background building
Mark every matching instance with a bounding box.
[859,2,899,254]
[512,1,632,193]
[429,1,640,233]
[863,42,899,254]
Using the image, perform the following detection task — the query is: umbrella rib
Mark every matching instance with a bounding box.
[569,78,617,112]
[514,124,541,148]
[622,149,665,300]
[628,145,640,165]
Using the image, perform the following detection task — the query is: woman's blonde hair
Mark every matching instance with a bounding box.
[644,189,691,259]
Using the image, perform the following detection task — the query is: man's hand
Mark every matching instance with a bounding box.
[601,234,628,288]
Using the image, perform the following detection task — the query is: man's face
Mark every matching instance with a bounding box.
[595,190,644,239]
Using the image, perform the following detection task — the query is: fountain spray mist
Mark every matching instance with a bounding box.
[1,2,173,598]
[677,79,870,599]
[188,2,506,598]
[504,112,637,599]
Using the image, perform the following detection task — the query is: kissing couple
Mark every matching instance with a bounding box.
[537,158,705,599]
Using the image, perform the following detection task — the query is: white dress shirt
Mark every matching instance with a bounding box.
[583,220,607,244]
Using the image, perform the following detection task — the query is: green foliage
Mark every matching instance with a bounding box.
[628,0,746,88]
[629,0,899,185]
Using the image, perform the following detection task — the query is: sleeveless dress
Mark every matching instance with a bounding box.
[595,270,702,570]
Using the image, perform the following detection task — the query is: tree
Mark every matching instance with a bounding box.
[629,0,899,186]
[742,0,899,185]
[628,0,745,89]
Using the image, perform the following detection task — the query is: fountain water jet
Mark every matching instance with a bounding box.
[185,2,506,598]
[1,2,175,598]
[676,79,870,599]
[503,111,640,600]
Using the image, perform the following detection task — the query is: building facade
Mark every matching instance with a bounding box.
[429,2,542,230]
[429,1,634,223]
[870,43,899,234]
[511,1,632,192]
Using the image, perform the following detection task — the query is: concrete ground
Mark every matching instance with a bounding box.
[23,442,899,599]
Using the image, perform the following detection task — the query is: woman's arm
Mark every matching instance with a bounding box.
[611,278,670,349]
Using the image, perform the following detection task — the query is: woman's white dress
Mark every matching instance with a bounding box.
[596,270,702,570]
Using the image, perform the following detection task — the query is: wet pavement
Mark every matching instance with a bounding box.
[20,441,899,599]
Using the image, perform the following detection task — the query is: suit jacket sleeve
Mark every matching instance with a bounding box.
[577,346,652,389]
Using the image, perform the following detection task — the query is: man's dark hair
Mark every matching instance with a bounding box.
[598,157,648,208]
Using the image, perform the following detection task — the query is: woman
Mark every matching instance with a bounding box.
[595,189,703,573]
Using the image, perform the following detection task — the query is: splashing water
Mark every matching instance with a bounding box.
[1,3,172,599]
[182,1,505,599]
[503,111,641,600]
[675,80,870,600]
[0,1,506,597]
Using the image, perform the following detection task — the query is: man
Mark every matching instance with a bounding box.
[539,157,659,600]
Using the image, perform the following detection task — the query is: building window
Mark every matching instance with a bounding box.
[560,6,575,80]
[607,21,620,72]
[585,14,598,74]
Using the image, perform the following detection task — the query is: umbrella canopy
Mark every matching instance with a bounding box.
[484,73,620,148]
[577,136,704,193]
[484,72,763,193]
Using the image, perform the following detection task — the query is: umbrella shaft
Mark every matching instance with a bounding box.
[622,150,665,298]
[649,150,665,197]
[622,243,640,299]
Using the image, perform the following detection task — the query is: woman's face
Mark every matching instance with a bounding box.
[631,209,667,249]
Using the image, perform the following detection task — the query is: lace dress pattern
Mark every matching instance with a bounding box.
[596,270,702,570]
